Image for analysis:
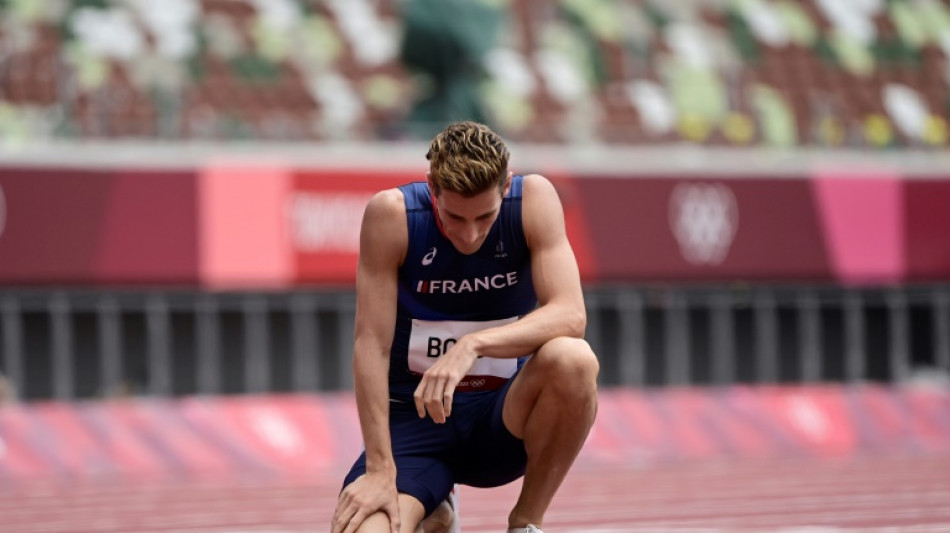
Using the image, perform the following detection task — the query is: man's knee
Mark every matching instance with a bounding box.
[420,498,456,533]
[537,337,599,375]
[503,337,598,439]
[534,337,599,391]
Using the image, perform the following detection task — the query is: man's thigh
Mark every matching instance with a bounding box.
[501,337,594,439]
[451,378,528,488]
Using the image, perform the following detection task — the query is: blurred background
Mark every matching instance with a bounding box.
[0,1,949,532]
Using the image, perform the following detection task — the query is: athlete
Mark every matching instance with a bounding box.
[331,121,599,533]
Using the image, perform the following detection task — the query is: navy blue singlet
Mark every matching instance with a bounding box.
[390,175,538,401]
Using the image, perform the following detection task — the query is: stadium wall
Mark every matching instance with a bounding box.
[0,146,948,401]
[1,147,950,287]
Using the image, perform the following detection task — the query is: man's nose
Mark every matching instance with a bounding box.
[460,224,479,245]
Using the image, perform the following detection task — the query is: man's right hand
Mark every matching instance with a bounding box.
[332,471,401,533]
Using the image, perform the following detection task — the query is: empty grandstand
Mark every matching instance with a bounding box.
[0,0,946,146]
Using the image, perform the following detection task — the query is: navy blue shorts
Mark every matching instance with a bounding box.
[342,377,527,516]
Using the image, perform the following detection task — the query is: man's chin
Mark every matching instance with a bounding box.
[452,242,483,255]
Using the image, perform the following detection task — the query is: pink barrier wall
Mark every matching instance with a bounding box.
[199,163,293,289]
[813,171,904,284]
[0,386,947,481]
[1,166,949,286]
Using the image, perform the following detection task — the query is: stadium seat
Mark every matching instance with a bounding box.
[0,0,945,147]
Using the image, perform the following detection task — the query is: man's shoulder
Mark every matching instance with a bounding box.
[366,187,408,217]
[362,188,408,236]
[520,173,552,191]
[519,173,561,208]
[518,173,568,250]
[360,188,409,265]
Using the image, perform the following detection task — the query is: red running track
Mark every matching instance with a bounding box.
[3,453,950,533]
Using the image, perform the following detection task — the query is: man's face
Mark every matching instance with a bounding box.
[433,177,510,255]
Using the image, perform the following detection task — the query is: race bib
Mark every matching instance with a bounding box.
[408,317,519,390]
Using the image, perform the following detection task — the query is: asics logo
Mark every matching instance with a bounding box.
[421,247,437,266]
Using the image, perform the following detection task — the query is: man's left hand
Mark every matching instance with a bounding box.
[413,339,478,423]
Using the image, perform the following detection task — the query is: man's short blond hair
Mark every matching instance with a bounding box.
[426,121,510,197]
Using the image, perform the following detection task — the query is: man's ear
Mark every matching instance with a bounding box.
[426,172,438,195]
[502,172,513,196]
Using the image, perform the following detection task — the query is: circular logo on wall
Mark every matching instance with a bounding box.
[669,182,738,266]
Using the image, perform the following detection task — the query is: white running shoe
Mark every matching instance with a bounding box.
[421,485,460,533]
[506,526,543,533]
[445,487,460,533]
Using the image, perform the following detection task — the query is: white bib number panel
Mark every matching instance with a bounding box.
[408,317,519,379]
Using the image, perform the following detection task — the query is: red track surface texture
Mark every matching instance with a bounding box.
[3,453,950,533]
[3,386,949,532]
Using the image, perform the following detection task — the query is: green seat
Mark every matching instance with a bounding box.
[750,84,797,147]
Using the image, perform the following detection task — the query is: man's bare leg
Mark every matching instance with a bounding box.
[420,497,456,533]
[502,337,599,529]
[354,493,427,533]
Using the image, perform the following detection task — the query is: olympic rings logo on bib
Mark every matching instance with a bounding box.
[460,378,487,389]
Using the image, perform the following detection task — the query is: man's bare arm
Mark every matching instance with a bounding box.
[353,189,405,474]
[466,173,586,357]
[333,189,406,533]
[413,174,586,422]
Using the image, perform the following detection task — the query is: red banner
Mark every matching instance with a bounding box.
[1,164,949,286]
[290,170,422,285]
[0,167,198,285]
[904,178,950,281]
[571,177,831,282]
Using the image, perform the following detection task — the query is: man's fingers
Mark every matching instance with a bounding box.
[415,368,462,422]
[428,374,451,423]
[330,495,347,532]
[443,385,454,418]
[331,500,354,533]
[413,379,430,418]
[416,373,446,422]
[341,508,366,533]
[387,504,401,533]
[434,372,459,420]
